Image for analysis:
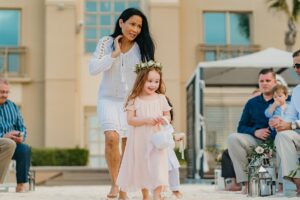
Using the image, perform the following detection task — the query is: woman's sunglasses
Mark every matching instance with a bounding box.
[294,63,300,69]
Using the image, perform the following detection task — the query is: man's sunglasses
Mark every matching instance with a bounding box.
[294,63,300,69]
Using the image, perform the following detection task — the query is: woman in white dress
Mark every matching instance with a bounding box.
[88,8,155,199]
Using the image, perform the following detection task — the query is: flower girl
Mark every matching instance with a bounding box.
[117,60,170,200]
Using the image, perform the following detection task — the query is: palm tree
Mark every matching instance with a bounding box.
[267,0,300,51]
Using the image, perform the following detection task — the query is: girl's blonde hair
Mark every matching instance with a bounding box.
[125,67,166,108]
[271,84,288,96]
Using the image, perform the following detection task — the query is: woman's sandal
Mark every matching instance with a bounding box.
[106,185,119,199]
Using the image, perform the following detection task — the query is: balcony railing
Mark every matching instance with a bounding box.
[0,47,28,80]
[197,44,260,61]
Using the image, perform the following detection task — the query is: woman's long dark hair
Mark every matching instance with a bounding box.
[111,8,155,62]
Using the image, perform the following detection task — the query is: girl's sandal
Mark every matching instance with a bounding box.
[172,191,183,199]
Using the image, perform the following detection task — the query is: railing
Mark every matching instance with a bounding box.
[197,44,260,61]
[0,47,27,79]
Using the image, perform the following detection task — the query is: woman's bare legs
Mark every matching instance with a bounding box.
[105,131,120,198]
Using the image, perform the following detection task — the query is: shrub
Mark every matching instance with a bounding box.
[31,147,89,166]
[174,148,187,166]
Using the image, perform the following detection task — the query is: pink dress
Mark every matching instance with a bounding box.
[116,94,171,192]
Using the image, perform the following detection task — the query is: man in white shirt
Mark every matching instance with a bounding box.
[270,49,300,196]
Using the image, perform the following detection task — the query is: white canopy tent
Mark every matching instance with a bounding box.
[191,48,298,86]
[197,47,293,68]
[185,48,298,179]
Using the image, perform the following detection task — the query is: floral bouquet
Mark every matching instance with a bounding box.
[247,140,276,162]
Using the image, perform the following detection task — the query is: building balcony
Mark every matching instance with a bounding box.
[0,46,30,82]
[197,44,260,61]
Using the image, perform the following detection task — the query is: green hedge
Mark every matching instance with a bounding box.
[174,148,187,166]
[31,147,89,166]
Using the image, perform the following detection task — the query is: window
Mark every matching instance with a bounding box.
[204,13,227,45]
[84,0,141,53]
[203,12,252,61]
[204,106,243,150]
[85,112,124,168]
[0,10,21,74]
[86,114,107,168]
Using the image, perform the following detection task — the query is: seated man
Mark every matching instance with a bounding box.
[0,77,31,192]
[0,138,16,183]
[270,49,300,196]
[227,68,277,193]
[222,88,262,191]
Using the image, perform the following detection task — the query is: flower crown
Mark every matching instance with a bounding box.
[135,60,163,73]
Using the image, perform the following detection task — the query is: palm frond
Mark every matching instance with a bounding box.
[292,0,300,21]
[266,0,290,16]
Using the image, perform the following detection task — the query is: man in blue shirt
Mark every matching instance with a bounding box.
[227,68,277,193]
[0,77,31,192]
[270,49,300,196]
